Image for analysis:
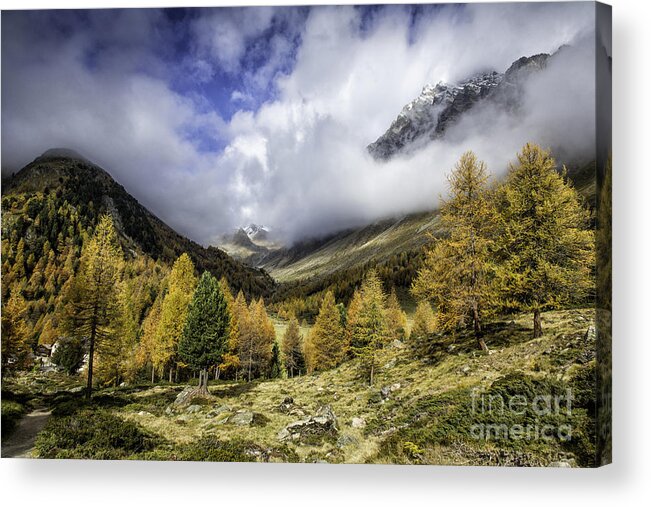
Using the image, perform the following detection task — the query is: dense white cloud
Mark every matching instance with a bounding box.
[2,3,597,245]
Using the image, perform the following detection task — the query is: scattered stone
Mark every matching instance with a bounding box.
[336,434,359,448]
[119,382,128,388]
[207,404,231,418]
[173,386,196,406]
[137,411,151,417]
[278,396,294,413]
[70,386,85,393]
[165,406,174,415]
[383,358,397,370]
[229,411,255,426]
[548,461,573,468]
[584,326,596,342]
[278,404,338,442]
[186,404,202,414]
[390,383,401,392]
[380,386,391,399]
[389,339,405,349]
[461,365,471,375]
[447,345,456,353]
[351,417,366,428]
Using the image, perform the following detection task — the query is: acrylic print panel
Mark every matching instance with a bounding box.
[0,2,611,467]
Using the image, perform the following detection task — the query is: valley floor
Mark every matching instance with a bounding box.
[2,308,597,466]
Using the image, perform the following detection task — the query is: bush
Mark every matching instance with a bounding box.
[156,436,299,463]
[51,337,86,375]
[372,371,597,466]
[35,410,160,459]
[1,400,27,440]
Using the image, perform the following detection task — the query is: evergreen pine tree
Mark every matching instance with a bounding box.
[179,271,230,394]
[269,341,282,379]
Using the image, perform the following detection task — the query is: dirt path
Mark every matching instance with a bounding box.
[1,408,51,458]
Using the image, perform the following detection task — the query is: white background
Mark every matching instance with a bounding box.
[1,0,649,505]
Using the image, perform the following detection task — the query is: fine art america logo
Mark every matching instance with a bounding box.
[470,388,574,442]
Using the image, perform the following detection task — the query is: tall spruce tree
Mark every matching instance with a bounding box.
[496,143,594,337]
[308,291,346,371]
[179,271,230,394]
[269,341,282,379]
[412,151,497,351]
[63,214,123,399]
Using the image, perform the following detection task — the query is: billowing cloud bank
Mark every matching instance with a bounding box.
[2,3,596,244]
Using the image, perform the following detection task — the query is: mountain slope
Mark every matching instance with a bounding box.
[368,52,551,160]
[2,149,275,298]
[260,211,442,284]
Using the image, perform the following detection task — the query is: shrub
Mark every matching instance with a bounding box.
[1,399,27,440]
[51,337,86,375]
[35,410,160,459]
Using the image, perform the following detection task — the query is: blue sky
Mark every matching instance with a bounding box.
[1,3,595,244]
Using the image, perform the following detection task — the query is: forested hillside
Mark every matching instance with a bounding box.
[1,150,275,369]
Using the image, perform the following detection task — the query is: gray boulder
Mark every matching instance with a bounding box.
[277,405,338,442]
[229,411,254,426]
[173,386,196,406]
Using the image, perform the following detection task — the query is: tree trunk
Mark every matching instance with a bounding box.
[169,367,173,383]
[175,368,179,383]
[533,308,543,338]
[195,368,209,396]
[215,366,220,381]
[151,365,155,383]
[472,302,489,352]
[248,346,253,382]
[86,323,97,400]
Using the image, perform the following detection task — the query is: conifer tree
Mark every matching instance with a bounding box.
[138,295,163,383]
[1,291,31,376]
[345,289,364,351]
[350,270,389,386]
[412,151,497,351]
[496,144,594,337]
[63,214,123,398]
[385,287,408,342]
[410,300,437,357]
[282,314,304,377]
[219,280,241,379]
[308,291,346,372]
[179,271,230,394]
[269,341,282,379]
[247,298,275,379]
[157,253,197,382]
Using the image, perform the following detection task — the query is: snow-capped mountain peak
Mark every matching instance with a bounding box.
[368,52,551,161]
